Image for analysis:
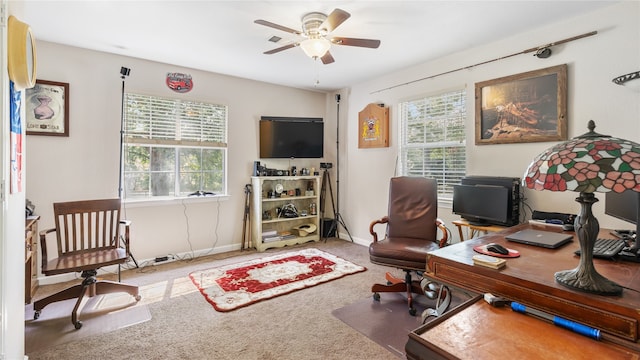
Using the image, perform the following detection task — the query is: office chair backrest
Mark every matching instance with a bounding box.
[53,198,122,257]
[387,177,438,241]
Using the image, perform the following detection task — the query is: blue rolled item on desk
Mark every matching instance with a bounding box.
[511,302,601,340]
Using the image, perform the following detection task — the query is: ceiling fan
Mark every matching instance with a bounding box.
[254,8,381,64]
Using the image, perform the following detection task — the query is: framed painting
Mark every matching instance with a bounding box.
[475,64,567,145]
[25,79,69,136]
[358,103,389,148]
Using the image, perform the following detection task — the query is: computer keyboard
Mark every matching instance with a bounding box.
[574,238,627,259]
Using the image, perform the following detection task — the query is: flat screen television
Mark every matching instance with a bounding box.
[605,190,639,239]
[453,185,510,226]
[259,116,324,159]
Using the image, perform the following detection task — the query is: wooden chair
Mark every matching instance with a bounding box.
[33,198,141,329]
[368,177,448,315]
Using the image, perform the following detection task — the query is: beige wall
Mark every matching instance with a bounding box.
[27,42,331,279]
[342,2,640,245]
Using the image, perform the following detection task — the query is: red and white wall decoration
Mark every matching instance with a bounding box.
[166,72,193,93]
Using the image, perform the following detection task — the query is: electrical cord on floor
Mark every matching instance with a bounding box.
[174,198,196,262]
[124,194,224,272]
[196,197,222,258]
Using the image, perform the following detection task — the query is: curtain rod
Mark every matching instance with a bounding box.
[371,30,597,94]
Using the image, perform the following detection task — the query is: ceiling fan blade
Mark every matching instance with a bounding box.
[331,37,381,48]
[321,8,350,32]
[254,19,301,35]
[264,43,298,55]
[321,51,335,65]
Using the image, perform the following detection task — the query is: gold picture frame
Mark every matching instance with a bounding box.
[475,64,567,145]
[25,79,69,136]
[358,103,389,148]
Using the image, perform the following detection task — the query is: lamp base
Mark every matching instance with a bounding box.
[554,192,623,296]
[555,268,622,296]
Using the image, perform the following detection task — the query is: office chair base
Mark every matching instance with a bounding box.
[372,271,423,315]
[33,273,141,330]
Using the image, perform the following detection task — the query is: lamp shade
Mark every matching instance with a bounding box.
[300,37,331,58]
[524,120,640,194]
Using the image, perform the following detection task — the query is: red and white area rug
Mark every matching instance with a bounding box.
[189,248,366,312]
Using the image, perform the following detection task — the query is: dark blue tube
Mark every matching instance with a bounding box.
[511,302,601,340]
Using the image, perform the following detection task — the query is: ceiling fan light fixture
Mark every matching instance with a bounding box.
[300,37,330,58]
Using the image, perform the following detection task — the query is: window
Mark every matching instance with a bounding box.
[399,89,466,204]
[123,93,227,200]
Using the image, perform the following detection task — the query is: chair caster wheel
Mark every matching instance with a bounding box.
[409,307,417,316]
[373,293,380,301]
[135,295,142,302]
[74,321,83,330]
[34,311,41,320]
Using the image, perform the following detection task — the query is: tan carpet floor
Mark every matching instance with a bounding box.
[24,239,433,360]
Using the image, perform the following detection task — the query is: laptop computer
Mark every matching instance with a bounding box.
[505,229,573,249]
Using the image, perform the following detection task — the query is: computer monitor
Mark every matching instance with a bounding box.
[605,190,640,248]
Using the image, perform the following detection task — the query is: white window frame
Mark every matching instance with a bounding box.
[399,88,467,206]
[122,93,228,202]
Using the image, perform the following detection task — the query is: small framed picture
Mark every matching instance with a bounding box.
[25,80,69,136]
[475,64,567,145]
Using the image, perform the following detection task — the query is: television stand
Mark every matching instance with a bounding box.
[452,219,507,242]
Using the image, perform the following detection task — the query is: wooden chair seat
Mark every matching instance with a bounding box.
[42,248,127,276]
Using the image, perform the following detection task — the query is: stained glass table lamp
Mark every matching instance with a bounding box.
[523,120,640,295]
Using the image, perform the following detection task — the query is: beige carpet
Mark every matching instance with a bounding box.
[25,291,151,354]
[23,240,410,360]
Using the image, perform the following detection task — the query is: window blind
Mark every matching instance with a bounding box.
[399,89,467,203]
[124,93,227,147]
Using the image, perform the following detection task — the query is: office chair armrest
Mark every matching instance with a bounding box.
[369,216,389,242]
[119,220,131,253]
[436,218,449,248]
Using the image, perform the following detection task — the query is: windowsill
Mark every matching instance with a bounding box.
[123,194,230,208]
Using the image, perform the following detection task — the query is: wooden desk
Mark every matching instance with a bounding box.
[25,216,40,303]
[406,296,638,360]
[451,219,506,241]
[425,222,640,350]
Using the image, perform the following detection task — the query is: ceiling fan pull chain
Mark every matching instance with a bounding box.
[314,59,321,86]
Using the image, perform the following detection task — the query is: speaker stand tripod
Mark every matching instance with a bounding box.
[320,169,353,242]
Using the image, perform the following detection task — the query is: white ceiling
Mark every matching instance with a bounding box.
[11,1,618,92]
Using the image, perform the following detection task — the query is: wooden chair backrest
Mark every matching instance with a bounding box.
[53,198,122,257]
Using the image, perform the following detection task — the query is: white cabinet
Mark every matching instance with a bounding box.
[251,176,321,252]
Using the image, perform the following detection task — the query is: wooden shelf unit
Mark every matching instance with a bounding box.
[251,176,321,252]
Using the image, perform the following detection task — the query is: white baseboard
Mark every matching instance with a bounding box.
[336,231,370,247]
